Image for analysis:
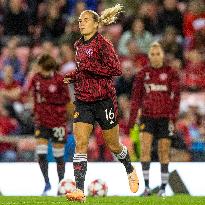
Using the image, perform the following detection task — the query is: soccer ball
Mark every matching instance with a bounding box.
[87,179,108,197]
[58,178,76,195]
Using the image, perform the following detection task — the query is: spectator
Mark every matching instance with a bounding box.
[178,110,205,161]
[2,37,24,84]
[0,106,18,162]
[0,65,21,103]
[57,0,69,18]
[0,0,5,38]
[123,38,149,71]
[191,29,205,55]
[182,49,205,90]
[138,1,160,35]
[29,1,48,43]
[42,1,66,41]
[118,17,153,55]
[59,43,76,75]
[4,0,29,36]
[160,26,183,61]
[67,0,99,15]
[58,17,81,47]
[158,0,183,34]
[0,65,22,129]
[183,0,205,41]
[74,0,87,17]
[116,60,135,99]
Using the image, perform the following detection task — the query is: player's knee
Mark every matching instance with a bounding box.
[36,144,48,155]
[159,153,169,163]
[140,154,151,162]
[140,147,150,159]
[52,146,65,158]
[107,143,122,154]
[75,140,88,152]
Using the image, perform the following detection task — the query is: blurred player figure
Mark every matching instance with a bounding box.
[24,54,70,195]
[64,4,139,202]
[128,42,180,196]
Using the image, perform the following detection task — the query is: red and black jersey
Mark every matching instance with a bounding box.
[66,32,122,102]
[129,65,180,128]
[24,72,70,128]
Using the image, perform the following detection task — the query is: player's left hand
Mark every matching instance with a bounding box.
[63,77,71,84]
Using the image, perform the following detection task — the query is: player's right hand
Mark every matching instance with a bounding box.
[63,77,71,84]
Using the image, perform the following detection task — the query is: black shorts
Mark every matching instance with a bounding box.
[35,126,67,143]
[73,98,118,130]
[140,116,174,139]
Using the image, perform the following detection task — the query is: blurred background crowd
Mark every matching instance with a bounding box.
[0,0,205,163]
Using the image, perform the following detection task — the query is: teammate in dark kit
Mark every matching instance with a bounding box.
[24,54,70,195]
[64,4,139,202]
[128,42,180,196]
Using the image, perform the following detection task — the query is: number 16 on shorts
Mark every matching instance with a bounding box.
[105,108,115,125]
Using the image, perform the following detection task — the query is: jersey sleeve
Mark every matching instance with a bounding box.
[128,70,145,129]
[80,40,122,77]
[64,70,79,82]
[169,70,180,122]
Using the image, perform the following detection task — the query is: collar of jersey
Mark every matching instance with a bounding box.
[81,32,98,45]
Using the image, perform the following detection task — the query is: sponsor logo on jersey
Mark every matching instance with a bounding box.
[73,112,79,119]
[48,84,57,93]
[159,73,168,81]
[144,83,168,92]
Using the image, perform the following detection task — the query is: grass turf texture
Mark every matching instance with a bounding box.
[0,196,205,205]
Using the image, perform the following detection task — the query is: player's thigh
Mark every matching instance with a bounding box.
[140,132,153,154]
[102,124,121,153]
[139,116,155,151]
[52,142,65,158]
[95,98,118,131]
[73,122,93,148]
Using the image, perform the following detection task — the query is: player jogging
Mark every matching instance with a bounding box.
[64,4,139,202]
[24,54,70,195]
[128,42,180,196]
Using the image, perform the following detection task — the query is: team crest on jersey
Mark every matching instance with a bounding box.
[159,73,168,81]
[36,81,40,90]
[140,123,145,130]
[145,72,150,80]
[86,48,93,57]
[48,84,57,93]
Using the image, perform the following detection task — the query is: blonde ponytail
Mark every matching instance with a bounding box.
[99,4,124,26]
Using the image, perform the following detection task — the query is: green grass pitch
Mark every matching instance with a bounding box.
[0,196,205,205]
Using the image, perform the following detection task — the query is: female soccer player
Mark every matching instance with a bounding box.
[128,42,180,196]
[64,4,139,202]
[24,54,70,195]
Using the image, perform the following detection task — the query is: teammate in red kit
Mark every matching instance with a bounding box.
[24,54,70,195]
[128,42,180,196]
[64,4,139,202]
